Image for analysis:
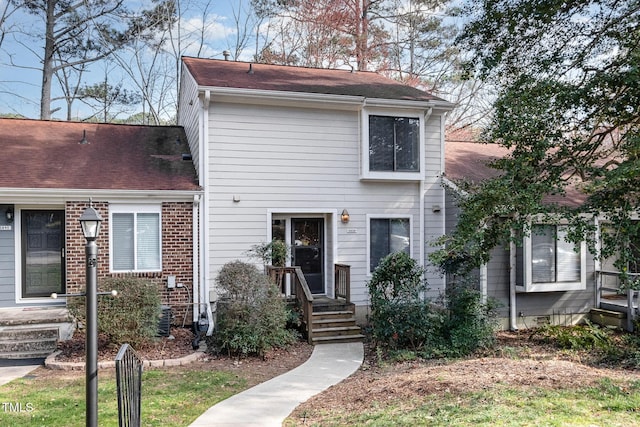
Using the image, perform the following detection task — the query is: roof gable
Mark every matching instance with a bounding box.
[0,118,199,191]
[182,57,447,103]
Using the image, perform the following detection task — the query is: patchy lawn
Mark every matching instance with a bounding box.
[287,330,640,426]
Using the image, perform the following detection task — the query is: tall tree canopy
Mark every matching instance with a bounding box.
[434,0,640,276]
[18,0,174,120]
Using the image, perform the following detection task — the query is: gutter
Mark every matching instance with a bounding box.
[0,188,201,204]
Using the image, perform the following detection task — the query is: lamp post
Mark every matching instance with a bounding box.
[79,202,102,427]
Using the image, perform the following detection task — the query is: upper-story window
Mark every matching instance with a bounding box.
[369,116,420,172]
[110,205,162,272]
[362,110,424,181]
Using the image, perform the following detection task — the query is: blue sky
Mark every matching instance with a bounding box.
[0,0,251,120]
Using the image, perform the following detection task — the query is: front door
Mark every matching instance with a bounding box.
[292,218,324,294]
[21,210,65,298]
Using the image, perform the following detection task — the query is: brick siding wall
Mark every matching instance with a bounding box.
[65,201,195,328]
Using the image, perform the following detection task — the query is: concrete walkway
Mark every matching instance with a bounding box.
[189,342,364,427]
[0,358,44,386]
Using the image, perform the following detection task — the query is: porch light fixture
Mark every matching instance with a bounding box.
[341,209,350,223]
[79,202,102,241]
[5,207,13,223]
[79,200,103,427]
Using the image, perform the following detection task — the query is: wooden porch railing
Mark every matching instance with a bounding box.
[334,264,351,304]
[267,266,314,344]
[596,270,640,331]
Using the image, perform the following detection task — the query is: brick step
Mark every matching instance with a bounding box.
[312,334,366,344]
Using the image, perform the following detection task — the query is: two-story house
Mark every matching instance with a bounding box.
[178,57,454,327]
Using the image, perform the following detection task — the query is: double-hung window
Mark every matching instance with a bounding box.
[362,111,423,180]
[110,205,161,272]
[519,224,586,292]
[369,216,411,272]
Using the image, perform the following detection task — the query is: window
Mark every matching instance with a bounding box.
[519,224,585,292]
[369,115,419,172]
[369,217,411,272]
[110,206,161,272]
[361,111,424,181]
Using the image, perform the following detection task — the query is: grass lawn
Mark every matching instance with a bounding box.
[0,367,246,426]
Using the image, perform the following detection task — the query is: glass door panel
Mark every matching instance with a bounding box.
[22,210,65,298]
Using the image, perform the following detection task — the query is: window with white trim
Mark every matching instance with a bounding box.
[362,110,423,181]
[369,217,411,272]
[110,205,161,272]
[519,224,586,292]
[369,115,420,172]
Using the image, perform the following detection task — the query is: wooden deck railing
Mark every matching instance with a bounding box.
[267,266,314,344]
[334,264,351,304]
[595,270,640,331]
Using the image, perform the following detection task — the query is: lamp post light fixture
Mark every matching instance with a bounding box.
[79,201,102,427]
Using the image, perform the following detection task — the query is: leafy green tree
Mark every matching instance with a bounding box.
[433,0,640,276]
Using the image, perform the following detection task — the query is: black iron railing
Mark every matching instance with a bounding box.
[115,344,143,427]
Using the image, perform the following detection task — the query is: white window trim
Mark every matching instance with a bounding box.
[366,214,414,275]
[518,224,587,292]
[109,204,162,273]
[360,108,425,181]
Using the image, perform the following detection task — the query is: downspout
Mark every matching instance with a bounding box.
[201,89,214,336]
[509,231,518,331]
[480,263,488,304]
[192,194,200,326]
[419,107,434,268]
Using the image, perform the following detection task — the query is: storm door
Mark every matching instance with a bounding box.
[21,210,65,298]
[292,218,325,294]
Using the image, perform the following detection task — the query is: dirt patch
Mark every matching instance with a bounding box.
[55,327,198,363]
[44,327,314,387]
[287,331,640,424]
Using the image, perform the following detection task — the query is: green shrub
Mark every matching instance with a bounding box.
[532,322,616,351]
[368,252,498,359]
[68,276,161,348]
[207,261,297,357]
[442,281,498,357]
[368,252,439,351]
[246,239,289,267]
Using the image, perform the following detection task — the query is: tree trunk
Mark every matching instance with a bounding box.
[40,0,56,120]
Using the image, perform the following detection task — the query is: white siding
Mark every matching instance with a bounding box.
[177,66,201,176]
[206,101,446,306]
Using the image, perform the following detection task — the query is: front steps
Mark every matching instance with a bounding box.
[590,308,628,330]
[308,298,364,345]
[0,328,59,359]
[0,307,73,359]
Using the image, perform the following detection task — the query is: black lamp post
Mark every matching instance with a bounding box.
[79,202,102,427]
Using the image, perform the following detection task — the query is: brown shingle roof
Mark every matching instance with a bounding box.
[182,57,446,102]
[445,140,586,208]
[0,118,199,191]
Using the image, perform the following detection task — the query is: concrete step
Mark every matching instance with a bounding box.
[0,327,59,360]
[590,308,626,329]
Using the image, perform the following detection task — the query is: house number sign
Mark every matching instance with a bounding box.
[0,225,11,231]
